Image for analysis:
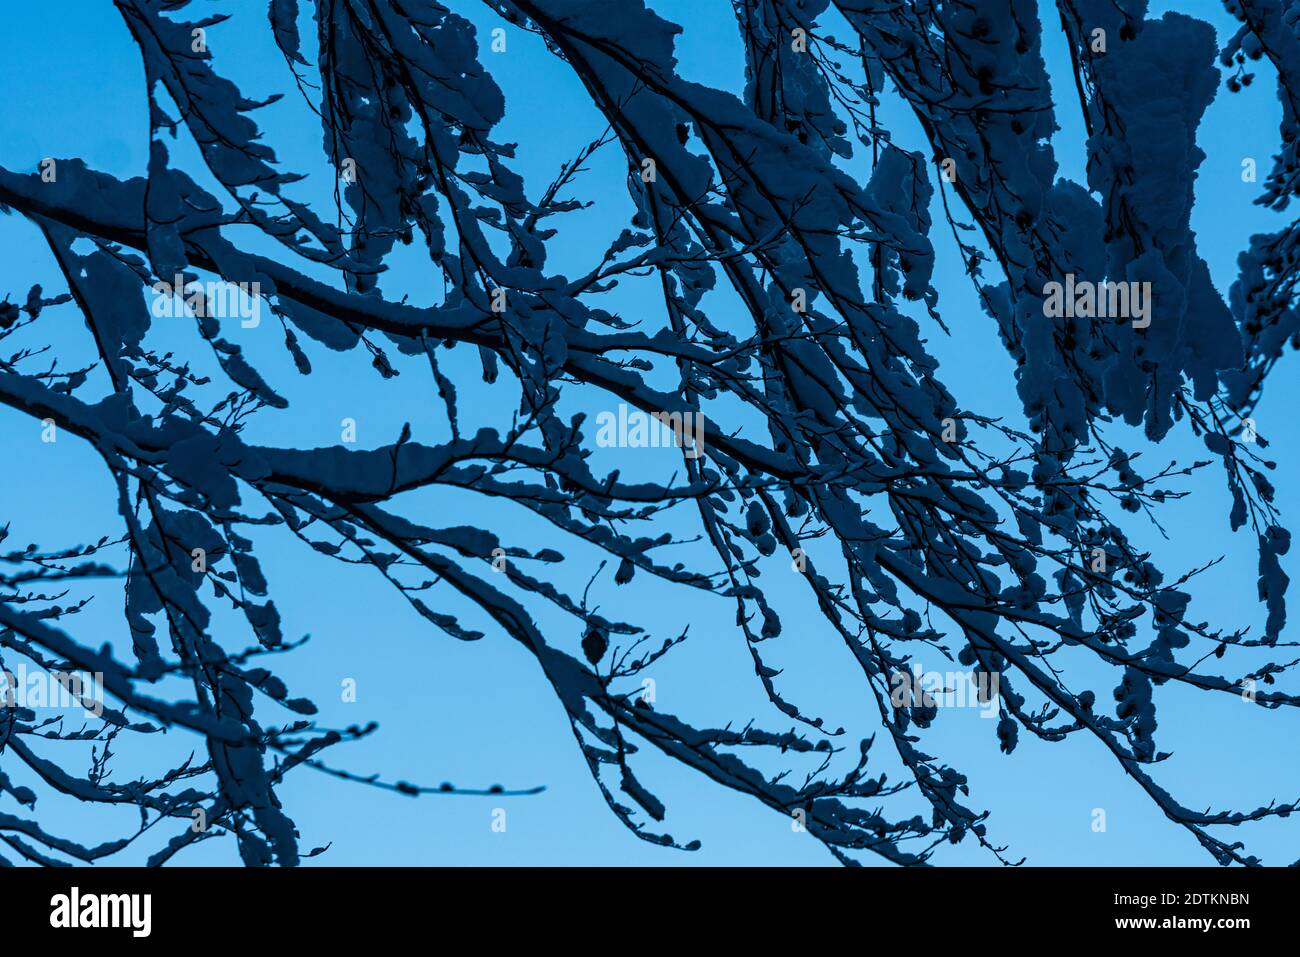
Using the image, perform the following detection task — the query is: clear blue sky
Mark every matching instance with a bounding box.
[0,0,1296,866]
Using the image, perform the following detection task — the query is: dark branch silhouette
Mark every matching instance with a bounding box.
[0,0,1297,866]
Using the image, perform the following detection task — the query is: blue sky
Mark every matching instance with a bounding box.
[0,0,1296,866]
